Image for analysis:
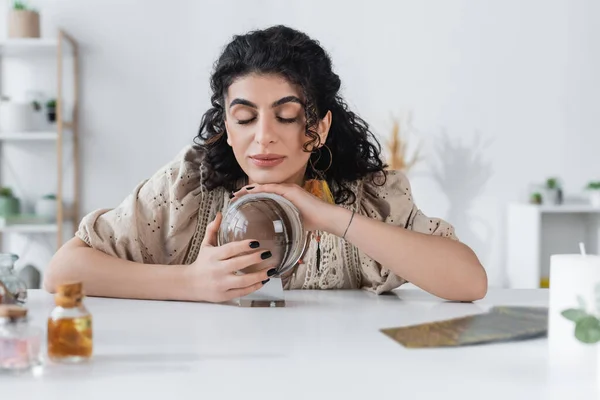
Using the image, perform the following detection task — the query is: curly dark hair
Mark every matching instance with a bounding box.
[195,25,386,205]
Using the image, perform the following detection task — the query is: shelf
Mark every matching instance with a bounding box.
[507,203,600,289]
[510,203,600,214]
[0,224,58,233]
[538,205,600,213]
[0,38,58,56]
[0,131,58,141]
[0,29,79,251]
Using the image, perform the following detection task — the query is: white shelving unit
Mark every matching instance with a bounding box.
[0,38,58,56]
[506,203,600,289]
[0,224,58,234]
[528,204,600,213]
[0,131,58,141]
[0,30,80,251]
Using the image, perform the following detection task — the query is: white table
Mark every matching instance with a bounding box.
[2,288,598,399]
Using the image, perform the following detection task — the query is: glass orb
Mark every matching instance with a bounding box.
[218,193,308,277]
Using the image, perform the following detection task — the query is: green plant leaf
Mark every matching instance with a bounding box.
[575,317,600,344]
[13,0,28,10]
[0,187,13,198]
[562,308,588,322]
[587,181,600,190]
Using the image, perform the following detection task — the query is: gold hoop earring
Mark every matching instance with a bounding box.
[304,144,334,205]
[309,144,333,177]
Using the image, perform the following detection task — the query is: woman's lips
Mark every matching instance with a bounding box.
[249,156,285,167]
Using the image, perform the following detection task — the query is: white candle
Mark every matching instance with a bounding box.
[548,254,600,378]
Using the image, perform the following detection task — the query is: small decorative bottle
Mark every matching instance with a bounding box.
[47,282,93,363]
[0,253,28,304]
[0,305,42,373]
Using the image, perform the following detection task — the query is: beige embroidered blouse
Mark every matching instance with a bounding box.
[76,145,458,294]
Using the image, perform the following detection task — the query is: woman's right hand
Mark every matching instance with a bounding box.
[183,212,277,303]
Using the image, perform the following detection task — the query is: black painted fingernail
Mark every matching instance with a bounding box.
[249,241,260,249]
[267,268,277,277]
[261,251,272,260]
[262,279,270,285]
[246,186,255,190]
[229,192,235,198]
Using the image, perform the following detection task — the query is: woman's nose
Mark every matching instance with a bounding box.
[254,117,278,145]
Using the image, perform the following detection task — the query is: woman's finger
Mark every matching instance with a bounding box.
[201,212,222,248]
[226,268,272,289]
[220,249,274,273]
[214,239,262,261]
[230,185,257,200]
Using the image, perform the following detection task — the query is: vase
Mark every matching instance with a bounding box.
[8,10,40,39]
[47,107,56,123]
[0,101,35,132]
[0,196,20,217]
[545,188,562,205]
[34,197,57,222]
[590,191,600,208]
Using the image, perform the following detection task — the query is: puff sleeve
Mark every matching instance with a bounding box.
[75,145,205,266]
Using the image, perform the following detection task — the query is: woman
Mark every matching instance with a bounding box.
[44,25,487,303]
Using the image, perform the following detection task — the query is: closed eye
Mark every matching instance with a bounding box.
[237,117,256,125]
[277,117,297,124]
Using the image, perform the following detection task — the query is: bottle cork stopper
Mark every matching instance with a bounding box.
[55,282,84,308]
[0,305,27,318]
[57,282,83,297]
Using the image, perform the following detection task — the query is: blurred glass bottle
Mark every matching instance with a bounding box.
[47,282,93,363]
[0,305,42,373]
[0,253,27,304]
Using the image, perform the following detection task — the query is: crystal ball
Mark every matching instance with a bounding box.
[217,193,307,277]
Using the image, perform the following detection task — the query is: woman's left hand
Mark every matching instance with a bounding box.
[232,184,336,232]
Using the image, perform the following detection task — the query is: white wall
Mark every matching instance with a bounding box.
[1,0,599,287]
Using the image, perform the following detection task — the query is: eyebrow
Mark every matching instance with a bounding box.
[229,96,305,109]
[272,96,305,108]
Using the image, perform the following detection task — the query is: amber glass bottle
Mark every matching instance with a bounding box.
[47,282,92,363]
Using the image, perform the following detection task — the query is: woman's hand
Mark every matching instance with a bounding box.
[232,184,336,232]
[183,212,278,303]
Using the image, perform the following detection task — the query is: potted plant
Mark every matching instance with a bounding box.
[0,187,21,217]
[34,193,57,221]
[8,1,40,39]
[545,177,562,205]
[530,192,543,205]
[587,181,600,207]
[45,99,56,123]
